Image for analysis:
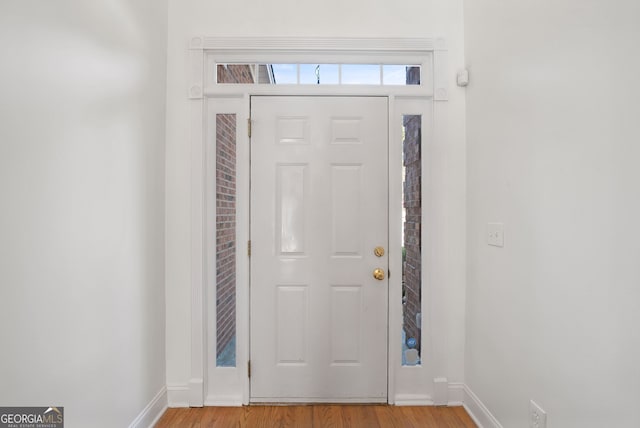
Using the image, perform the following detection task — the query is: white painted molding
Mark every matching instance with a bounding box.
[463,384,503,428]
[433,50,449,101]
[189,84,203,99]
[188,36,447,408]
[188,48,204,99]
[190,36,205,50]
[128,387,167,428]
[204,395,245,407]
[195,37,437,53]
[394,394,434,406]
[434,37,448,51]
[189,378,204,407]
[447,382,465,406]
[167,384,190,408]
[433,377,449,405]
[189,93,205,407]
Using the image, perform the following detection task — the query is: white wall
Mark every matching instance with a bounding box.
[0,1,168,426]
[465,1,640,427]
[165,0,467,400]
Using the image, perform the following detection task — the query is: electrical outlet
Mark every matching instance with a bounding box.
[529,400,547,428]
[487,222,504,247]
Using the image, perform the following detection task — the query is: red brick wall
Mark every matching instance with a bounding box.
[217,64,256,84]
[402,113,422,352]
[216,114,237,359]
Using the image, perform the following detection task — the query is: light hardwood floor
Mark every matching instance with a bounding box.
[154,405,477,427]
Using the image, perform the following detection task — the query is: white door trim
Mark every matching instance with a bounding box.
[187,37,447,407]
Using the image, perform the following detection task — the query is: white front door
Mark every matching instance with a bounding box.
[250,96,389,402]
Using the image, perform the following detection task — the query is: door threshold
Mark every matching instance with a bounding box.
[250,398,388,405]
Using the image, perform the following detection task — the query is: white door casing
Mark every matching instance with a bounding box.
[194,38,444,407]
[250,96,389,402]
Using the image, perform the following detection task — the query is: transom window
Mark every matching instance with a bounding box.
[216,63,421,86]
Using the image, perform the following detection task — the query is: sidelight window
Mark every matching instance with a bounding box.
[401,114,422,366]
[215,113,237,367]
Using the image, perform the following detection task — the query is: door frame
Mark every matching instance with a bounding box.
[187,37,448,406]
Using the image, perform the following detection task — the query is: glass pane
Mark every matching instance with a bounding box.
[402,114,422,366]
[270,64,298,84]
[216,114,237,367]
[406,66,421,85]
[341,64,381,85]
[255,64,275,84]
[300,64,339,85]
[216,63,421,86]
[217,64,257,84]
[383,65,421,85]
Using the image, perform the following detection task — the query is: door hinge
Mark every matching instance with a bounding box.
[248,360,251,378]
[247,240,251,257]
[247,118,252,138]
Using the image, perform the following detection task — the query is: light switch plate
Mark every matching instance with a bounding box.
[487,223,504,247]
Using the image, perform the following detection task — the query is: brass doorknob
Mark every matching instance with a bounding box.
[373,268,385,281]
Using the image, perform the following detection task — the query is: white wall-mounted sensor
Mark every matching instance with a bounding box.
[456,69,469,87]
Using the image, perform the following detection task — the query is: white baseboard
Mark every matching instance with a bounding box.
[167,383,190,408]
[129,386,168,428]
[394,383,465,407]
[462,384,503,428]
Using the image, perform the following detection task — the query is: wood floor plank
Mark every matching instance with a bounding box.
[372,405,403,428]
[284,405,313,428]
[398,405,434,428]
[170,408,202,428]
[200,407,239,428]
[452,406,477,428]
[312,405,344,428]
[244,406,273,428]
[154,405,477,428]
[432,406,462,428]
[340,405,380,428]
